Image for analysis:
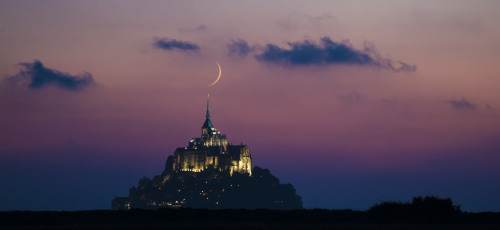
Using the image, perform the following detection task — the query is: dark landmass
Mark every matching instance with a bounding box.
[113,166,303,210]
[2,197,500,230]
[112,103,303,210]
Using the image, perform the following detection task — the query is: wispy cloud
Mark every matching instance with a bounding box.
[3,60,94,91]
[449,98,477,110]
[382,60,417,72]
[227,39,254,57]
[153,37,200,51]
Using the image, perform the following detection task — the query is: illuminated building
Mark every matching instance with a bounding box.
[111,95,302,210]
[166,95,252,176]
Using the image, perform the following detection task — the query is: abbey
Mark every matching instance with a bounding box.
[112,96,302,210]
[165,96,252,176]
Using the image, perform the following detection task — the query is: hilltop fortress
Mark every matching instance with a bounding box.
[112,96,302,210]
[167,96,252,176]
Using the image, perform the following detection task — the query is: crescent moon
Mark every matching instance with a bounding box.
[208,62,222,86]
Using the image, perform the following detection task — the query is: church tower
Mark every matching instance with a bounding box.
[201,94,214,138]
[171,95,251,175]
[199,94,228,147]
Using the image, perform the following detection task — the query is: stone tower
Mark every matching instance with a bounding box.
[168,95,252,176]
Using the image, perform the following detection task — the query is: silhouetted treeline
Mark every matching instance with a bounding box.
[0,203,500,229]
[2,200,500,230]
[1,208,500,229]
[367,196,462,223]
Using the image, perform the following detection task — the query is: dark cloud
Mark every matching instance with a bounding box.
[3,60,94,91]
[153,37,200,51]
[449,98,477,110]
[384,60,417,72]
[256,37,371,66]
[227,39,253,56]
[252,37,416,72]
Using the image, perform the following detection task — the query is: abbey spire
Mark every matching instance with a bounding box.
[202,94,214,130]
[206,93,210,119]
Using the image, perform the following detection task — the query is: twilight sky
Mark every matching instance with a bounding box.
[1,0,500,211]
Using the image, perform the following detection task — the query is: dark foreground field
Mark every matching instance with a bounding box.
[1,208,500,230]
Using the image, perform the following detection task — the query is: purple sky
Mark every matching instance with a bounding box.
[1,0,500,211]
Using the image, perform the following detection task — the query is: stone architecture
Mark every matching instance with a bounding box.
[111,96,302,210]
[167,95,252,176]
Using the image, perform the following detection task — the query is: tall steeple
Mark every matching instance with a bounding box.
[202,94,214,130]
[206,93,210,120]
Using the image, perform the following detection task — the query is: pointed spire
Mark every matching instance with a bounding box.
[202,94,214,129]
[206,93,210,119]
